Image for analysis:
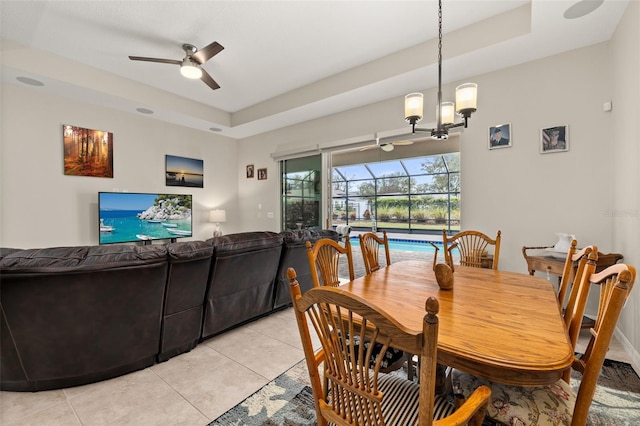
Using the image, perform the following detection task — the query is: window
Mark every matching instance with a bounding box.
[331,153,460,233]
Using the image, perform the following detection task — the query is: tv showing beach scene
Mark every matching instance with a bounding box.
[165,155,204,188]
[99,192,192,244]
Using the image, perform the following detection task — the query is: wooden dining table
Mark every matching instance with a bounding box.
[341,260,574,386]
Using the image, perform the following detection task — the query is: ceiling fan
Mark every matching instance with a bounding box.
[129,41,224,90]
[359,138,414,152]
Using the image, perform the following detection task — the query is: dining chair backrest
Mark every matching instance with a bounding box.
[286,267,491,426]
[560,246,598,382]
[569,263,636,425]
[359,230,391,275]
[557,239,579,307]
[442,229,502,270]
[306,236,354,287]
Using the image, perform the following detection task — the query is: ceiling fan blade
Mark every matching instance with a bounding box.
[192,41,224,64]
[128,56,181,65]
[359,145,379,151]
[392,140,414,146]
[200,69,221,90]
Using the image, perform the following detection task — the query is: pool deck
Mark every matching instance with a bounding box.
[348,230,444,243]
[340,234,454,279]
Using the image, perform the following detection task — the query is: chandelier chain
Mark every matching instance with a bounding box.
[438,0,442,69]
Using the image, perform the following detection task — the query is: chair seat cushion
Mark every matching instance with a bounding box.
[451,369,576,426]
[328,373,456,425]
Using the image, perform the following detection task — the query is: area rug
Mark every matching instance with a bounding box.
[209,358,640,425]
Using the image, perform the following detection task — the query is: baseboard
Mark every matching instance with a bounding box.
[615,327,640,376]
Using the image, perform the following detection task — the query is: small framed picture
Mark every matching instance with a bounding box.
[246,164,254,178]
[488,123,511,149]
[257,168,267,180]
[541,125,569,153]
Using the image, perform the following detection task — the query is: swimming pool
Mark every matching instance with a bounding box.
[350,237,442,253]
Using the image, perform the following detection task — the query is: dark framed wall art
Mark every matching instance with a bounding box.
[488,123,511,149]
[63,124,114,178]
[165,155,204,187]
[257,168,267,180]
[540,125,569,153]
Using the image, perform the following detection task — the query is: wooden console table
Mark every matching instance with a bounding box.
[522,246,624,280]
[522,246,623,328]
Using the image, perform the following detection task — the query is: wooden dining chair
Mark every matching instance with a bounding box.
[306,236,405,373]
[556,239,579,307]
[451,263,636,426]
[442,229,501,270]
[287,267,491,426]
[359,230,392,275]
[561,247,598,364]
[306,236,355,287]
[359,230,422,379]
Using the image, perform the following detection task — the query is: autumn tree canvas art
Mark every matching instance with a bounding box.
[63,125,114,178]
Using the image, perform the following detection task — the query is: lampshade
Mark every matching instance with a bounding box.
[404,92,424,124]
[180,59,202,79]
[209,209,226,223]
[455,83,477,115]
[440,102,455,126]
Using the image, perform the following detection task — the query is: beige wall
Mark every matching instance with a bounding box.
[0,84,239,247]
[611,0,640,360]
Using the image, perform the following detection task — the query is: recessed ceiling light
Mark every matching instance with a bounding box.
[16,77,44,86]
[136,108,154,114]
[564,0,604,19]
[209,127,222,132]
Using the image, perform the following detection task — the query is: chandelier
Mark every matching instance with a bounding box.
[404,0,478,140]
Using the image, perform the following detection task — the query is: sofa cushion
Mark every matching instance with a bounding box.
[167,240,213,262]
[273,229,340,310]
[208,231,283,255]
[202,232,284,338]
[0,245,167,273]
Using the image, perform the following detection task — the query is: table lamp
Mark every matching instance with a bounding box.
[209,209,227,237]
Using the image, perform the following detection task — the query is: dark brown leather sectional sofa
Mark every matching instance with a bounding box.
[0,229,338,391]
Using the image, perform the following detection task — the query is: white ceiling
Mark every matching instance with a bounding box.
[0,0,630,139]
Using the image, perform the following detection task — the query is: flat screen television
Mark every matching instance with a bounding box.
[98,192,192,244]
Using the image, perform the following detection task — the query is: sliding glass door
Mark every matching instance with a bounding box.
[280,155,323,230]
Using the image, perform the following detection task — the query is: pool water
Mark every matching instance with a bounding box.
[351,237,442,253]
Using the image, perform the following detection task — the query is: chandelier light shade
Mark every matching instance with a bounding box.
[180,59,203,79]
[440,101,455,126]
[404,92,424,126]
[404,0,478,139]
[455,83,477,119]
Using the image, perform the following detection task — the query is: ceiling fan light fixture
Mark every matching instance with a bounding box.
[180,59,202,79]
[380,143,395,152]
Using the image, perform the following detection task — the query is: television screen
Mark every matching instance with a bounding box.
[99,192,192,244]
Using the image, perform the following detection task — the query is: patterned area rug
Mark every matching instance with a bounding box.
[209,360,314,426]
[578,358,640,425]
[209,358,640,426]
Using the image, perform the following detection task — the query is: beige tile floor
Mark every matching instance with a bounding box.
[0,308,306,426]
[1,309,635,425]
